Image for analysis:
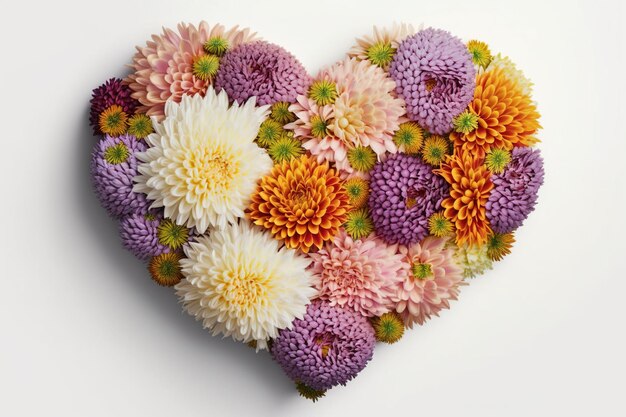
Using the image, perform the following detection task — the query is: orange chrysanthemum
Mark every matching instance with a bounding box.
[451,67,541,158]
[436,150,494,246]
[248,155,350,253]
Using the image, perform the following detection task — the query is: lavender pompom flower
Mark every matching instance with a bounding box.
[89,78,138,135]
[271,300,376,392]
[119,209,170,261]
[389,28,475,135]
[369,154,449,246]
[486,147,544,233]
[215,41,310,106]
[90,134,148,219]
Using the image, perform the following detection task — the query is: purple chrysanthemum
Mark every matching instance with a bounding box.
[214,41,310,106]
[89,78,138,135]
[389,28,475,135]
[90,134,149,219]
[271,300,375,392]
[486,147,544,233]
[119,209,170,261]
[369,154,449,246]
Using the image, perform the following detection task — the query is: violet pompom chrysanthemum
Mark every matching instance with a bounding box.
[215,41,310,106]
[271,300,376,392]
[486,147,544,233]
[91,134,148,218]
[389,28,475,135]
[369,154,449,246]
[89,78,138,135]
[119,209,169,261]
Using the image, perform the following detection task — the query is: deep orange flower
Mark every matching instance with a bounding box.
[436,150,493,246]
[248,155,350,253]
[451,67,541,158]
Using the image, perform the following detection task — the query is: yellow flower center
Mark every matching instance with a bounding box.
[222,271,267,310]
[185,145,236,196]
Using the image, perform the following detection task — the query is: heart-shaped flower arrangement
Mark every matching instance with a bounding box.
[89,22,544,401]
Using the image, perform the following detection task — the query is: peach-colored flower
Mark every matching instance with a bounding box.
[395,237,464,327]
[126,22,258,119]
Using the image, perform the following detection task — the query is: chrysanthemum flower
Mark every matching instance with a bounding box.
[149,252,184,287]
[175,221,316,349]
[89,78,138,135]
[248,155,350,253]
[127,114,154,139]
[308,79,338,106]
[127,22,258,118]
[454,243,493,278]
[389,28,476,135]
[453,110,479,134]
[485,148,512,174]
[270,101,296,124]
[256,119,284,148]
[395,237,464,327]
[98,105,128,136]
[467,40,492,69]
[268,135,304,163]
[371,312,405,344]
[428,212,454,237]
[486,147,544,233]
[133,88,272,233]
[343,177,370,209]
[347,146,377,172]
[192,54,220,81]
[451,67,541,158]
[393,121,424,154]
[288,58,404,173]
[348,23,416,70]
[437,150,494,246]
[486,232,515,261]
[215,41,310,106]
[486,53,533,95]
[271,300,376,391]
[369,154,449,246]
[157,219,190,250]
[310,230,408,317]
[91,134,148,219]
[344,208,374,240]
[421,135,450,166]
[119,209,170,261]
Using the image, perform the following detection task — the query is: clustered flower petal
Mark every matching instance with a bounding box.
[119,209,170,261]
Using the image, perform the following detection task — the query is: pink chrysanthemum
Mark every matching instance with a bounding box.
[287,58,405,173]
[394,237,464,327]
[126,22,258,119]
[309,230,409,317]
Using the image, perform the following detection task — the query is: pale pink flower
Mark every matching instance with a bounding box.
[126,22,258,119]
[348,23,416,70]
[395,237,465,327]
[309,230,409,317]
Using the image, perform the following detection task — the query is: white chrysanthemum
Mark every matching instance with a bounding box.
[454,244,493,279]
[348,23,417,69]
[175,221,317,349]
[484,53,533,95]
[133,87,272,233]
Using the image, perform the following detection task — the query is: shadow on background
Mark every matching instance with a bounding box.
[73,105,295,400]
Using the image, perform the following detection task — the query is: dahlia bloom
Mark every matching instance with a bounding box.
[91,134,148,218]
[215,41,310,106]
[271,300,376,391]
[437,150,494,246]
[451,67,541,158]
[348,23,416,70]
[89,78,138,135]
[175,222,316,350]
[369,154,449,246]
[248,155,350,253]
[486,147,544,233]
[395,237,464,327]
[127,22,258,119]
[309,230,409,317]
[288,58,404,173]
[119,209,169,261]
[389,28,476,135]
[133,88,272,234]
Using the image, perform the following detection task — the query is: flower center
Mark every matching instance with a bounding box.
[203,36,229,56]
[425,78,437,91]
[406,186,426,208]
[192,54,220,81]
[366,42,395,67]
[411,263,433,280]
[309,80,338,106]
[310,115,329,138]
[104,143,130,165]
[314,334,334,358]
[224,272,265,310]
[186,146,235,196]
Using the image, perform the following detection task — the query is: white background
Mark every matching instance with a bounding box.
[1,0,624,416]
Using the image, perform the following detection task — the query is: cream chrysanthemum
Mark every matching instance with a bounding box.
[484,53,533,95]
[348,23,416,70]
[134,87,272,233]
[176,221,317,349]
